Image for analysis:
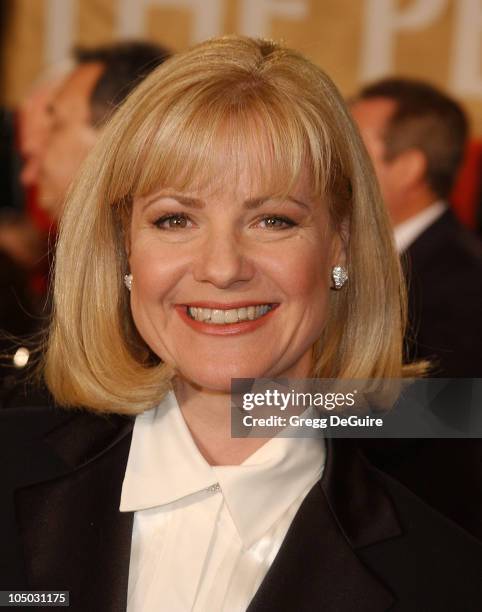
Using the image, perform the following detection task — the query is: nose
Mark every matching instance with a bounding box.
[192,229,255,289]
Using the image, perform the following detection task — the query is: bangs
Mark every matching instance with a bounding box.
[109,79,338,206]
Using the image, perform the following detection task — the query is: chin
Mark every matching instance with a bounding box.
[178,361,272,393]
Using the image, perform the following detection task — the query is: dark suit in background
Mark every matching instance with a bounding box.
[403,208,482,377]
[351,78,482,591]
[362,210,482,544]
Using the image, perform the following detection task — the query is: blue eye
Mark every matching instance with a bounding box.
[154,214,191,229]
[258,216,296,230]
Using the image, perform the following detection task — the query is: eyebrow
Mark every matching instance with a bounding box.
[244,196,310,211]
[142,193,310,212]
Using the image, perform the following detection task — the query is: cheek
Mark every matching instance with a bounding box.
[127,246,175,359]
[51,127,94,163]
[376,167,399,203]
[269,238,331,300]
[44,138,74,182]
[130,244,169,303]
[128,239,188,316]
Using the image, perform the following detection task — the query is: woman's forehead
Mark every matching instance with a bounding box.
[137,158,317,205]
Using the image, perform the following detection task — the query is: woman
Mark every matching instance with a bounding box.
[5,36,482,611]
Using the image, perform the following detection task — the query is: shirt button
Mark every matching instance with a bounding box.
[206,483,221,493]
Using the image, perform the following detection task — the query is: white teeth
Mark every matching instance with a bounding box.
[187,304,273,324]
[211,309,225,324]
[225,309,239,323]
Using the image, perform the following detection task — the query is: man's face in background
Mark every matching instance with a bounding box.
[37,62,104,220]
[351,97,406,224]
[19,75,64,190]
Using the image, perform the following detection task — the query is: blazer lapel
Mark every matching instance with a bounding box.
[248,439,401,612]
[15,411,135,612]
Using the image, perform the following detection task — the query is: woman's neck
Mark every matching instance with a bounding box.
[172,377,271,466]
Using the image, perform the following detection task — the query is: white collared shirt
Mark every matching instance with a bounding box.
[394,201,446,253]
[120,390,325,612]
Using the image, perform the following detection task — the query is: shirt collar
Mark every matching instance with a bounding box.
[120,390,325,548]
[394,200,446,253]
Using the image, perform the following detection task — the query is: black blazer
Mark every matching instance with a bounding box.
[403,208,482,377]
[1,404,482,611]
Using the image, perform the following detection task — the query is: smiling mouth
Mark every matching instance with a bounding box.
[186,304,277,325]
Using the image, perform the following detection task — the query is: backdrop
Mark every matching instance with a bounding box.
[1,0,482,134]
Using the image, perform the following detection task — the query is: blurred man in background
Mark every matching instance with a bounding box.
[351,78,482,377]
[352,79,482,544]
[37,41,170,220]
[0,65,69,272]
[1,41,170,393]
[18,66,71,194]
[0,42,173,585]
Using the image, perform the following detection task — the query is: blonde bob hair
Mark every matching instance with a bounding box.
[44,35,417,414]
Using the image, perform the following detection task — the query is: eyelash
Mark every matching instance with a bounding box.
[153,214,297,230]
[154,214,191,230]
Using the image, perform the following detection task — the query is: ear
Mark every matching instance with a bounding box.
[120,203,132,261]
[392,148,427,189]
[331,218,349,268]
[124,227,131,260]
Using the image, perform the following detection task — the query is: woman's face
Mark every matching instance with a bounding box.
[128,161,344,392]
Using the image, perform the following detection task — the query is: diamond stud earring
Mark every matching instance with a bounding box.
[331,266,348,290]
[124,273,133,291]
